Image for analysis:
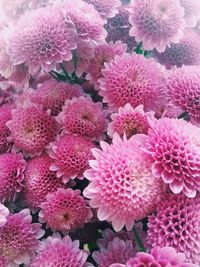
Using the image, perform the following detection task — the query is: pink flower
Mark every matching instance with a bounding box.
[7,103,58,156]
[144,118,200,198]
[23,154,65,210]
[0,104,12,154]
[129,0,186,52]
[7,6,77,74]
[0,209,44,266]
[83,134,164,231]
[86,41,127,90]
[30,234,91,267]
[49,134,95,182]
[108,104,154,138]
[147,193,200,265]
[180,0,200,28]
[99,53,166,112]
[0,153,26,202]
[39,188,93,232]
[30,79,84,116]
[57,96,108,140]
[0,204,9,227]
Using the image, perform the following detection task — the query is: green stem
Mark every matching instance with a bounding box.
[134,42,143,54]
[49,71,60,81]
[59,63,72,82]
[132,225,146,252]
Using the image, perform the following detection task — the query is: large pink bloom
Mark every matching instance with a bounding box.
[129,0,185,52]
[144,118,200,198]
[83,134,164,231]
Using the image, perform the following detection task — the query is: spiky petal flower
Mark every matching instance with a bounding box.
[147,193,200,265]
[0,209,44,266]
[129,0,185,52]
[7,6,77,74]
[39,188,92,233]
[0,104,12,154]
[86,41,127,90]
[0,204,9,227]
[30,235,90,267]
[23,154,65,210]
[144,118,200,198]
[7,103,58,156]
[49,134,95,182]
[30,79,84,116]
[57,97,108,140]
[108,104,154,138]
[0,153,26,202]
[180,0,200,28]
[99,53,166,112]
[83,134,164,231]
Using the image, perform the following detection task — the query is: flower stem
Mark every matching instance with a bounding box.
[59,63,72,82]
[134,42,143,54]
[49,71,60,81]
[132,225,146,252]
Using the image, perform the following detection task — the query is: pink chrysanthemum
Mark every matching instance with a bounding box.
[7,6,77,74]
[23,154,65,210]
[83,134,164,231]
[48,134,95,182]
[165,66,200,126]
[30,235,91,267]
[86,41,127,90]
[99,53,166,112]
[0,209,44,266]
[62,0,107,44]
[7,103,58,156]
[0,153,26,202]
[82,0,121,19]
[0,204,9,227]
[129,0,185,52]
[0,104,12,154]
[144,118,200,198]
[30,79,84,116]
[108,104,154,138]
[147,193,200,265]
[180,0,200,28]
[57,96,108,140]
[93,237,136,267]
[39,188,93,233]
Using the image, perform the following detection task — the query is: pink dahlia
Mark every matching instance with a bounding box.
[166,66,200,126]
[0,204,9,227]
[61,0,107,44]
[48,134,95,182]
[129,0,185,52]
[7,6,77,74]
[57,96,108,140]
[108,104,154,138]
[86,41,127,90]
[144,118,200,198]
[6,103,58,156]
[30,235,91,267]
[0,153,26,202]
[0,209,44,266]
[180,0,200,28]
[153,30,200,69]
[93,237,136,267]
[0,104,12,154]
[23,154,65,210]
[39,188,92,233]
[99,53,166,112]
[82,0,121,19]
[83,134,164,231]
[147,193,200,265]
[30,79,84,116]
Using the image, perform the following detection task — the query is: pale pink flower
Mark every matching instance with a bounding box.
[0,204,9,227]
[180,0,200,28]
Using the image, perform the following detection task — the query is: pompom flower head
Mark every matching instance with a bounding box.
[144,118,200,198]
[108,104,154,138]
[7,103,58,156]
[57,96,108,140]
[0,153,26,202]
[129,0,185,52]
[83,134,164,231]
[180,0,200,27]
[23,154,65,210]
[30,235,90,267]
[0,209,44,266]
[147,193,200,265]
[0,104,12,154]
[99,53,166,113]
[0,204,9,227]
[7,6,77,74]
[49,134,95,182]
[39,188,93,232]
